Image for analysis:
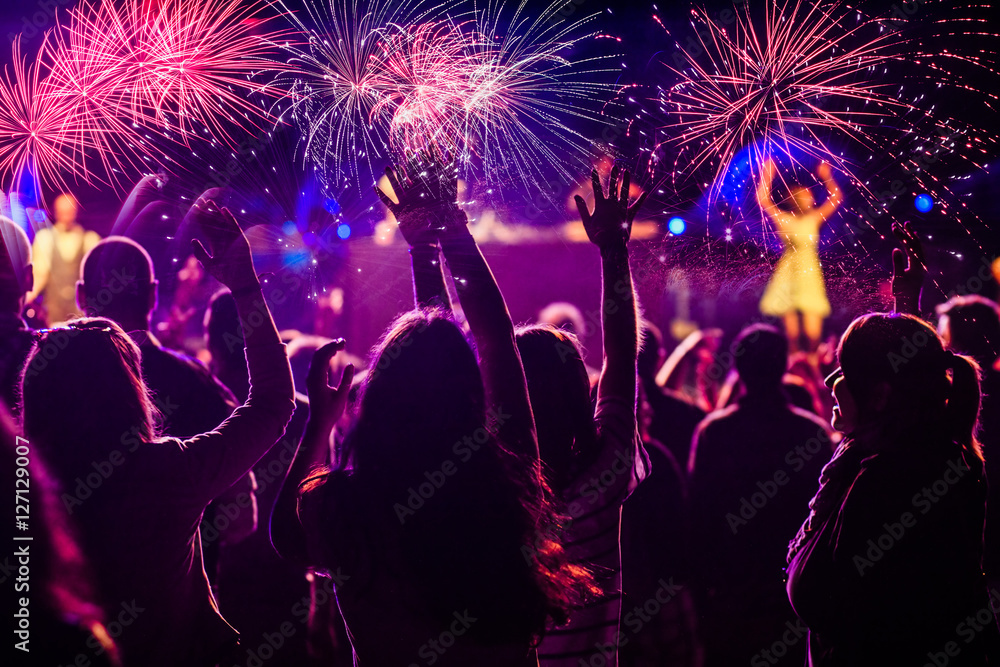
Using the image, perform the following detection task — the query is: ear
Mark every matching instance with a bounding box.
[870,381,892,412]
[148,280,159,315]
[76,280,87,312]
[21,264,33,295]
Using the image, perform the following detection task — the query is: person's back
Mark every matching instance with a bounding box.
[23,203,296,667]
[620,437,700,667]
[688,325,834,666]
[937,296,1000,585]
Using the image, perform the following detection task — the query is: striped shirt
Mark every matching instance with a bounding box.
[539,395,648,667]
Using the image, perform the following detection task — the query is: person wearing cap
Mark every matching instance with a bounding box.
[785,309,998,665]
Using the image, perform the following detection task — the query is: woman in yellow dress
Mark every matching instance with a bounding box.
[757,159,843,354]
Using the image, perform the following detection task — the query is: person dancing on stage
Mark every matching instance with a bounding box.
[757,158,843,357]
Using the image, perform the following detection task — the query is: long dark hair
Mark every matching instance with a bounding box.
[306,309,593,644]
[515,325,600,492]
[20,318,158,478]
[839,312,982,457]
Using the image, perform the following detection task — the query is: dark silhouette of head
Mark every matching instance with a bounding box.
[936,295,1000,365]
[515,324,598,491]
[204,289,249,402]
[344,309,485,476]
[0,217,32,315]
[733,324,788,394]
[21,317,157,476]
[837,312,981,450]
[77,237,157,334]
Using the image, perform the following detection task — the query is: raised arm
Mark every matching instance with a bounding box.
[574,165,647,406]
[271,340,353,563]
[756,158,780,220]
[815,162,843,221]
[174,200,295,501]
[891,221,926,316]
[375,161,452,311]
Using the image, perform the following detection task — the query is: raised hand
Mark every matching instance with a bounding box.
[574,164,648,251]
[375,149,463,245]
[306,339,355,434]
[189,198,259,292]
[891,221,926,314]
[816,161,834,182]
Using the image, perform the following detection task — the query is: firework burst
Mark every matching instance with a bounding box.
[275,0,622,195]
[0,0,289,199]
[0,38,96,198]
[651,0,998,221]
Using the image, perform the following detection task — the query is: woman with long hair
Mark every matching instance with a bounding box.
[19,200,295,666]
[786,312,998,665]
[272,155,593,665]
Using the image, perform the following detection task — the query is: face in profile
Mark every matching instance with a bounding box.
[831,375,858,434]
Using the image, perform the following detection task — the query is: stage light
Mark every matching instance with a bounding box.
[282,220,297,236]
[668,217,686,235]
[337,223,351,239]
[914,194,933,213]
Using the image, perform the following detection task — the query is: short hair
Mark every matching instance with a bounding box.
[937,295,1000,363]
[80,237,155,320]
[732,324,788,389]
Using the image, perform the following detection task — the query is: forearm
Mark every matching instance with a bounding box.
[439,226,539,463]
[598,244,638,404]
[271,417,330,562]
[410,244,451,310]
[440,227,516,347]
[233,285,280,349]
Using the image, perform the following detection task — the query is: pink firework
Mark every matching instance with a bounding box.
[654,0,998,208]
[0,39,95,197]
[373,21,473,155]
[57,0,289,144]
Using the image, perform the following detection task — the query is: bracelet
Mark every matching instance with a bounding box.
[230,281,262,299]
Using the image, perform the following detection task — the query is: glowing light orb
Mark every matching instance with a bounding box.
[668,217,686,235]
[914,194,934,213]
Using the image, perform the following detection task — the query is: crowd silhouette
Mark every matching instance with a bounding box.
[1,155,999,667]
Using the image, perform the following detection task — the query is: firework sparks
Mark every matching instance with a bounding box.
[276,0,621,195]
[0,0,289,198]
[0,39,96,198]
[652,0,998,219]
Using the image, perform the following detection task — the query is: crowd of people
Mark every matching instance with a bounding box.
[2,155,1000,667]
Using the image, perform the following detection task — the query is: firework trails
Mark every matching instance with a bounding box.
[275,0,621,192]
[0,0,287,197]
[653,0,998,219]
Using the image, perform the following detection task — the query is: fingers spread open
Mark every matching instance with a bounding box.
[574,194,591,223]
